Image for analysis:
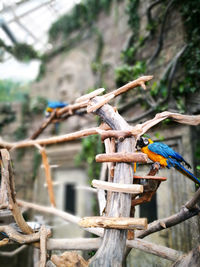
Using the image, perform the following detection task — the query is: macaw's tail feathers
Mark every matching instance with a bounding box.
[174,163,200,185]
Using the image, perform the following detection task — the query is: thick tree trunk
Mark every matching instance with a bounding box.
[89,97,135,267]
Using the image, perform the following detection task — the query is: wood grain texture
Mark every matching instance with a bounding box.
[92,180,143,194]
[96,152,148,163]
[89,97,135,267]
[79,217,147,230]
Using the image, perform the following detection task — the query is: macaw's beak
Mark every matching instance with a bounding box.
[136,138,142,150]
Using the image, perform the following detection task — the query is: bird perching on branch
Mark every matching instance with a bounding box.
[136,137,200,185]
[45,101,68,117]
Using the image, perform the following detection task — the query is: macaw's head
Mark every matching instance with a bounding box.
[136,137,153,149]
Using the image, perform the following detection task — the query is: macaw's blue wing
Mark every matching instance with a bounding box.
[172,160,200,185]
[47,101,68,109]
[148,142,191,168]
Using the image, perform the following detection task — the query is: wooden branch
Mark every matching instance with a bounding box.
[29,110,56,140]
[75,88,105,103]
[0,225,46,244]
[34,144,56,207]
[132,111,200,137]
[92,180,143,194]
[185,187,200,210]
[136,206,200,239]
[79,217,147,230]
[56,100,88,116]
[0,149,33,234]
[17,199,103,237]
[127,238,183,262]
[105,76,153,98]
[87,94,115,113]
[97,129,133,141]
[134,175,167,181]
[47,238,101,251]
[132,162,161,206]
[96,152,148,163]
[0,126,107,149]
[47,237,182,262]
[0,112,199,150]
[40,225,48,267]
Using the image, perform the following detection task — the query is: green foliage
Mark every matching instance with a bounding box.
[0,38,39,62]
[30,96,47,115]
[178,1,200,95]
[49,0,120,41]
[36,62,46,81]
[14,94,30,141]
[0,80,28,102]
[120,47,136,65]
[0,104,15,133]
[115,61,146,87]
[12,43,39,62]
[75,135,104,182]
[126,0,140,40]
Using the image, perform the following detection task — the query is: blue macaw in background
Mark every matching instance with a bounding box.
[136,136,200,185]
[45,101,68,117]
[45,101,68,134]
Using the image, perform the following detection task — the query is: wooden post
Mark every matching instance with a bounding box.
[89,97,136,267]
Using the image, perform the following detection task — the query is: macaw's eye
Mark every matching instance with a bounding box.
[143,139,149,146]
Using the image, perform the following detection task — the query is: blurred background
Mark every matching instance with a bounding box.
[0,0,199,266]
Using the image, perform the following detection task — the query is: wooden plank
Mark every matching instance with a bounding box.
[75,88,105,103]
[92,179,143,194]
[79,217,147,230]
[134,175,167,181]
[96,152,148,163]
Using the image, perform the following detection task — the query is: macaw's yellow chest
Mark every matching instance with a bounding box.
[141,146,168,167]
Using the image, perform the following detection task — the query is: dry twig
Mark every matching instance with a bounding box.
[34,144,56,207]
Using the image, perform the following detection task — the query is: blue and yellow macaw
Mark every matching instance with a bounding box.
[45,101,68,117]
[136,137,200,185]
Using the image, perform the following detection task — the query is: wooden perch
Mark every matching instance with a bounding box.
[0,225,50,244]
[134,175,167,181]
[56,100,88,116]
[16,199,184,262]
[97,129,133,141]
[47,238,183,262]
[132,111,200,137]
[92,179,143,194]
[75,88,105,103]
[96,152,148,163]
[132,162,161,207]
[0,112,199,150]
[87,94,115,113]
[105,76,153,98]
[0,149,33,234]
[17,199,103,237]
[136,188,200,239]
[79,217,147,230]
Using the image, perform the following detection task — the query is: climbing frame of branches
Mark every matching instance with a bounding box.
[0,76,200,266]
